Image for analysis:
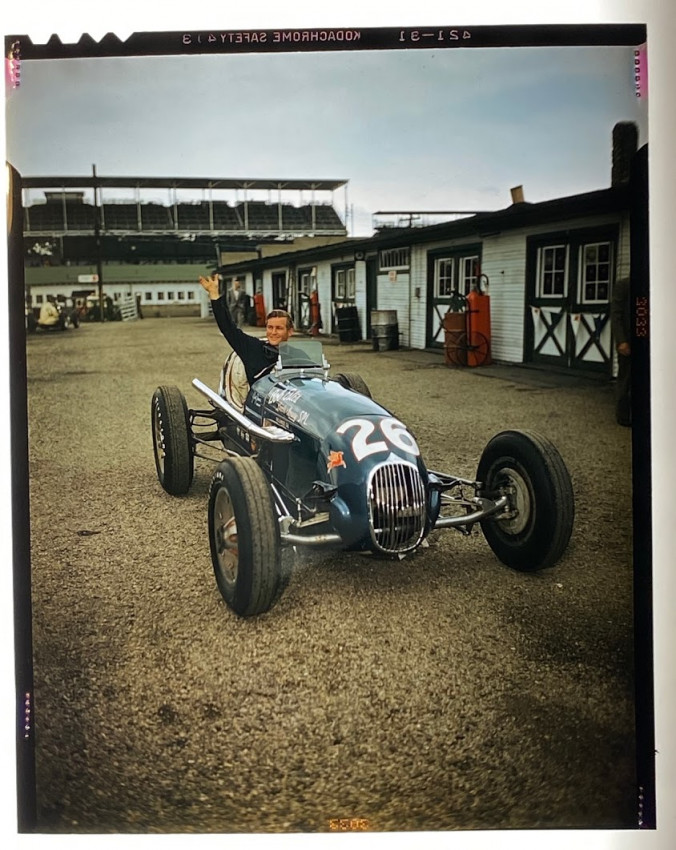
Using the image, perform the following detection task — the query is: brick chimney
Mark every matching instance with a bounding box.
[611,121,638,186]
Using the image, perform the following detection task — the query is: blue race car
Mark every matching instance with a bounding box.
[151,339,574,617]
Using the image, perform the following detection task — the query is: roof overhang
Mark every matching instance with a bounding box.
[21,176,348,192]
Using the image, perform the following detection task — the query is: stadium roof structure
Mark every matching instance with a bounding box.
[21,176,348,191]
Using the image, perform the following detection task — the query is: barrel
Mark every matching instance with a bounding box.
[371,310,399,351]
[335,305,361,342]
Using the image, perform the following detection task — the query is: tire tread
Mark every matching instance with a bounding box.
[478,429,574,571]
[209,458,281,617]
[152,385,194,495]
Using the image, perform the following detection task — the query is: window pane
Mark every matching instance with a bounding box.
[543,273,553,295]
[581,241,612,303]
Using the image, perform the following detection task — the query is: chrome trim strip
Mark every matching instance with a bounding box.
[192,378,295,444]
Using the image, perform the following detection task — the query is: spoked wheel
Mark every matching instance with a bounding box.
[466,331,490,367]
[151,385,194,495]
[332,372,372,397]
[444,332,468,367]
[477,430,574,571]
[445,331,490,367]
[208,458,282,617]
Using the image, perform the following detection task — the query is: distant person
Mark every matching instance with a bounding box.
[226,278,247,328]
[610,277,631,427]
[38,295,64,329]
[199,274,294,409]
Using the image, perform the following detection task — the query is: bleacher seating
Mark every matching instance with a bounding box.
[25,199,345,234]
[63,201,96,229]
[175,202,209,230]
[210,201,241,229]
[141,203,173,230]
[25,204,64,231]
[313,204,344,229]
[101,204,141,231]
[237,201,279,230]
[281,205,308,229]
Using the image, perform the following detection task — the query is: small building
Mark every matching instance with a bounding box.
[220,125,644,378]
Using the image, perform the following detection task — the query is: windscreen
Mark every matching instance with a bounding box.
[278,340,324,368]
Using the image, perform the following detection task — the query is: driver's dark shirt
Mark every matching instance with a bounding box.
[211,295,278,384]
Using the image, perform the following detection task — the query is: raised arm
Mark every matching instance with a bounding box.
[199,274,273,383]
[199,274,221,301]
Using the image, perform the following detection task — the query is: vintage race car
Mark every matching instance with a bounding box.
[151,339,574,617]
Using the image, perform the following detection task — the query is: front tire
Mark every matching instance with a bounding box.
[477,430,574,572]
[151,385,194,495]
[332,372,372,398]
[208,458,282,617]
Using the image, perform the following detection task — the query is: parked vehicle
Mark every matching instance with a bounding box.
[151,339,574,617]
[26,299,80,332]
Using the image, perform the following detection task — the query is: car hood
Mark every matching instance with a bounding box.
[247,374,392,439]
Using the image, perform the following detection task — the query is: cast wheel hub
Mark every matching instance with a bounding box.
[213,488,239,583]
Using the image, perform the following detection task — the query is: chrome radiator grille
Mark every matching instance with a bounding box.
[367,461,426,553]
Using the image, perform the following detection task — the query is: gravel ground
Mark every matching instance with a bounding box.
[22,316,638,834]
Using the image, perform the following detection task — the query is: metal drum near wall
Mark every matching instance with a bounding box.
[335,305,361,342]
[371,310,399,351]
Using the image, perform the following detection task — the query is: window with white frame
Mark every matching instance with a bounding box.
[435,257,454,297]
[537,245,568,297]
[167,291,175,301]
[460,255,480,295]
[299,270,313,295]
[347,267,356,299]
[157,292,165,301]
[580,242,612,304]
[144,291,152,301]
[335,268,347,299]
[379,247,410,270]
[177,291,185,300]
[187,291,195,300]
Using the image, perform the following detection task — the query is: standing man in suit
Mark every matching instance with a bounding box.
[226,277,247,328]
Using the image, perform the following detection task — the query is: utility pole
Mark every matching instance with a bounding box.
[92,164,105,321]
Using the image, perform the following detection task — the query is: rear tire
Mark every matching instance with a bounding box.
[151,385,194,495]
[208,458,282,617]
[477,430,574,571]
[332,372,372,398]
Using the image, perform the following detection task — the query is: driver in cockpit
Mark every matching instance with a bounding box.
[199,274,294,410]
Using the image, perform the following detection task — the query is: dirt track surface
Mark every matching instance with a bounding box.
[23,317,637,834]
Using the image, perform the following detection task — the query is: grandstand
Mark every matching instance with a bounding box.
[22,176,349,317]
[23,176,347,237]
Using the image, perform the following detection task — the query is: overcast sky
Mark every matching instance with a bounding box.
[5,44,646,235]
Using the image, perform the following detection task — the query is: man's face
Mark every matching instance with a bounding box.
[266,316,292,346]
